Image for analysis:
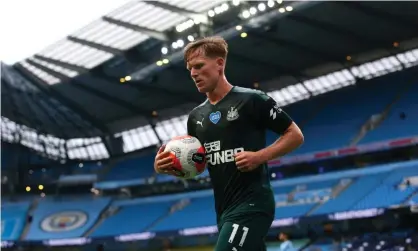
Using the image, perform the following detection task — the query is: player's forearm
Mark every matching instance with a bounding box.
[257,122,304,162]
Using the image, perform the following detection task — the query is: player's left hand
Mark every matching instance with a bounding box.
[234,151,263,172]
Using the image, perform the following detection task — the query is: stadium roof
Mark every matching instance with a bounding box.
[2,0,418,161]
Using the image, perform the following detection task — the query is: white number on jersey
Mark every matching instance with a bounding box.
[228,223,249,247]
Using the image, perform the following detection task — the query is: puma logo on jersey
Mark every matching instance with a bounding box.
[196,118,204,127]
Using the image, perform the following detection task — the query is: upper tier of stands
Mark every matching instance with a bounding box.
[360,79,418,144]
[281,70,413,154]
[103,69,418,183]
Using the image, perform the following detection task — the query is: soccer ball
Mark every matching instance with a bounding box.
[164,135,206,179]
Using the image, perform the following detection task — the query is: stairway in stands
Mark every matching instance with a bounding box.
[19,199,40,240]
[83,202,117,237]
[350,81,415,145]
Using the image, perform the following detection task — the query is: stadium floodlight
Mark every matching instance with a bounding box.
[286,6,293,11]
[156,61,163,66]
[380,241,385,245]
[242,10,251,19]
[258,3,266,11]
[405,238,411,244]
[236,25,243,31]
[176,19,195,33]
[177,39,185,47]
[279,8,285,13]
[232,0,240,6]
[268,0,275,8]
[161,47,168,55]
[221,3,229,11]
[363,242,369,247]
[193,16,205,25]
[125,76,132,81]
[172,41,178,49]
[214,3,229,15]
[276,0,283,4]
[162,59,169,64]
[208,10,215,17]
[376,246,381,250]
[214,6,223,14]
[240,32,248,38]
[249,7,257,15]
[26,186,31,192]
[187,35,195,42]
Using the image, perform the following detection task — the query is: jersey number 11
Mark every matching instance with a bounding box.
[228,223,249,247]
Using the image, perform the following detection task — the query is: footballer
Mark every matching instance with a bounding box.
[154,36,304,251]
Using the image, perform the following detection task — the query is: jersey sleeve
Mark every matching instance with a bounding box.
[187,113,197,137]
[252,91,293,135]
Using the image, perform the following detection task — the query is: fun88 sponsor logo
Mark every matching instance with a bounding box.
[41,211,87,232]
[204,141,244,165]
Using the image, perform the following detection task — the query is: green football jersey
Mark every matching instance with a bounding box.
[187,86,293,223]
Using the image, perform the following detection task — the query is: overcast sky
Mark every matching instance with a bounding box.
[0,0,130,64]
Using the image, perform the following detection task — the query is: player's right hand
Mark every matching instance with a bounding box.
[154,145,177,175]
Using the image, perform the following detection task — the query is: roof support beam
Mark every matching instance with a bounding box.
[251,29,346,65]
[1,80,43,134]
[103,17,168,41]
[287,15,390,47]
[337,2,418,31]
[145,1,206,22]
[229,51,310,80]
[34,55,89,72]
[131,75,204,104]
[26,59,155,117]
[14,64,111,137]
[67,36,123,55]
[30,55,201,106]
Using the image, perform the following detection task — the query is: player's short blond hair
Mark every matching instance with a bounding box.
[183,36,228,62]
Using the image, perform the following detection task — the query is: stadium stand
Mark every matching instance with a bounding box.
[86,160,418,236]
[91,201,173,237]
[269,70,415,155]
[149,197,216,232]
[2,1,418,250]
[1,201,31,240]
[359,81,418,144]
[25,197,111,240]
[103,155,155,181]
[5,159,409,243]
